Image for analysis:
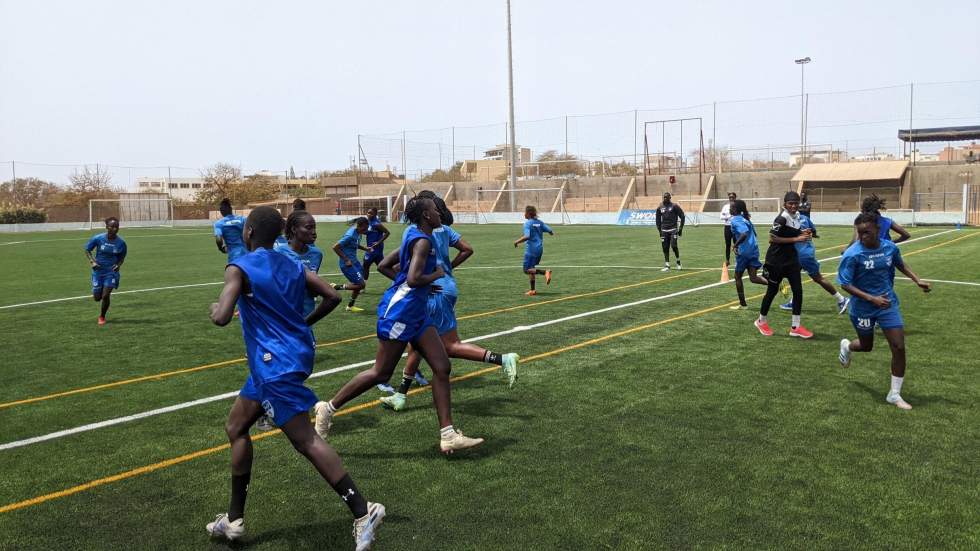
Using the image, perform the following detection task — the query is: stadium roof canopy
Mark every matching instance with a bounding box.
[791,160,909,182]
[897,125,980,143]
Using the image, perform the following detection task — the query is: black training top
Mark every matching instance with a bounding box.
[656,202,685,233]
[764,211,802,268]
[799,198,812,218]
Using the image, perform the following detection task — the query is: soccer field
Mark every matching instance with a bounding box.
[0,222,978,550]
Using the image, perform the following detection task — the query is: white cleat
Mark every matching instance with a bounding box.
[206,513,245,541]
[314,401,333,439]
[353,502,386,551]
[837,297,850,315]
[886,393,912,410]
[439,429,484,455]
[838,338,851,368]
[676,261,682,271]
[661,265,670,272]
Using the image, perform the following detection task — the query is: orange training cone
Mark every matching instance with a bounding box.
[720,262,730,283]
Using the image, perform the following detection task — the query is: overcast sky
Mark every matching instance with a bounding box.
[1,0,978,185]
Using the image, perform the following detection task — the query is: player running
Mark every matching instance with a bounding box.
[276,210,324,317]
[514,205,554,296]
[206,206,384,549]
[380,192,519,412]
[315,196,485,455]
[727,200,769,310]
[656,192,685,271]
[837,212,931,410]
[778,212,850,314]
[720,191,737,267]
[361,207,391,282]
[213,198,247,263]
[84,217,127,326]
[755,191,814,338]
[275,198,307,248]
[333,217,372,312]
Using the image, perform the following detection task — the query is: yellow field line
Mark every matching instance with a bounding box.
[0,270,708,410]
[0,230,974,515]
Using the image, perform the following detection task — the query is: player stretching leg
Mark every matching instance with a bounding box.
[755,192,813,338]
[333,217,372,312]
[206,206,384,550]
[655,192,685,271]
[727,201,768,309]
[779,212,849,314]
[84,217,127,326]
[720,191,737,268]
[315,196,484,454]
[381,195,518,411]
[837,213,930,410]
[514,205,554,296]
[361,207,391,283]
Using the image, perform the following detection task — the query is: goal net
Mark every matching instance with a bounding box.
[472,187,571,224]
[883,209,916,227]
[338,196,394,221]
[676,197,782,226]
[89,197,174,229]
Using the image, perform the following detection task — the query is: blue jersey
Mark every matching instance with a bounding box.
[214,215,248,262]
[274,242,324,316]
[230,248,314,384]
[879,216,893,242]
[337,226,362,265]
[837,240,905,316]
[85,233,127,269]
[403,224,461,297]
[522,218,552,253]
[793,215,817,260]
[275,235,288,248]
[366,216,385,250]
[378,226,437,323]
[730,215,759,259]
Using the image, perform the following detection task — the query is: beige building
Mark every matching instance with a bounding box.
[136,177,211,202]
[938,142,980,162]
[460,145,532,182]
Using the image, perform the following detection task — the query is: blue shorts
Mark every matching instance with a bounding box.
[799,255,821,277]
[523,251,542,272]
[91,269,120,294]
[377,315,432,343]
[239,372,318,428]
[427,293,458,335]
[850,305,904,335]
[340,261,365,284]
[735,254,762,274]
[363,249,384,266]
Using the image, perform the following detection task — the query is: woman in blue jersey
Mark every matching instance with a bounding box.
[84,217,127,326]
[315,196,485,454]
[332,217,372,312]
[275,198,306,248]
[728,200,769,309]
[361,207,391,282]
[213,198,248,263]
[276,210,324,317]
[843,194,911,253]
[837,213,931,410]
[514,205,554,296]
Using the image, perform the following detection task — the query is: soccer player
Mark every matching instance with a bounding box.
[314,196,485,454]
[720,191,737,266]
[380,193,519,411]
[728,200,769,310]
[655,191,685,271]
[213,198,247,263]
[275,198,307,248]
[513,205,554,296]
[205,206,384,549]
[778,212,850,314]
[361,207,391,282]
[754,191,814,338]
[84,217,127,326]
[276,210,324,317]
[799,191,812,218]
[837,212,931,410]
[842,194,911,252]
[333,217,372,312]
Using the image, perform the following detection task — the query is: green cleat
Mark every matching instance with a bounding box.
[380,392,406,411]
[502,353,519,387]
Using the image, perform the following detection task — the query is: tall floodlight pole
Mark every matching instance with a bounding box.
[506,0,518,211]
[794,57,811,166]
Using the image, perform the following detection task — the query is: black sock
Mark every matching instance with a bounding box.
[332,474,368,518]
[397,376,413,394]
[484,351,502,365]
[228,472,250,521]
[348,298,356,307]
[535,269,546,275]
[530,279,536,291]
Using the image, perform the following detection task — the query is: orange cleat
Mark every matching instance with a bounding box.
[97,316,106,326]
[545,270,552,285]
[754,319,772,336]
[789,325,814,339]
[525,290,537,296]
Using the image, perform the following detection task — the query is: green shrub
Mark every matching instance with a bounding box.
[0,207,48,224]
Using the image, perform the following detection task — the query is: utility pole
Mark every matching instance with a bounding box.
[794,57,811,166]
[505,0,518,211]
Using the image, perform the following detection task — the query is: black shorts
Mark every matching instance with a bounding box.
[660,231,678,243]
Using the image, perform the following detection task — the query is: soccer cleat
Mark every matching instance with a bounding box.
[97,316,106,326]
[502,353,519,387]
[353,502,386,551]
[525,290,537,296]
[545,270,552,285]
[255,415,276,431]
[413,372,429,386]
[346,305,364,313]
[730,304,748,310]
[778,301,793,311]
[676,261,682,270]
[206,513,245,541]
[886,392,912,410]
[379,392,406,411]
[313,401,333,439]
[233,310,240,318]
[789,325,814,339]
[376,383,394,393]
[754,319,773,336]
[781,283,790,298]
[661,264,670,272]
[838,338,851,368]
[837,297,850,315]
[440,429,484,455]
[333,283,345,291]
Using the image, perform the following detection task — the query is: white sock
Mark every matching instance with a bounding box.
[834,292,845,301]
[791,315,801,328]
[758,315,768,323]
[890,376,904,395]
[440,425,455,438]
[326,400,337,415]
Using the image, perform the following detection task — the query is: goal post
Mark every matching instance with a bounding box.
[674,197,782,226]
[338,195,395,222]
[89,197,174,229]
[473,187,571,225]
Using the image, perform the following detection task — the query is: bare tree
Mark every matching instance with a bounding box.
[0,177,63,207]
[62,164,118,205]
[195,164,278,207]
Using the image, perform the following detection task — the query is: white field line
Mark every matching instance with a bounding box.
[897,277,980,287]
[0,228,961,452]
[0,232,211,246]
